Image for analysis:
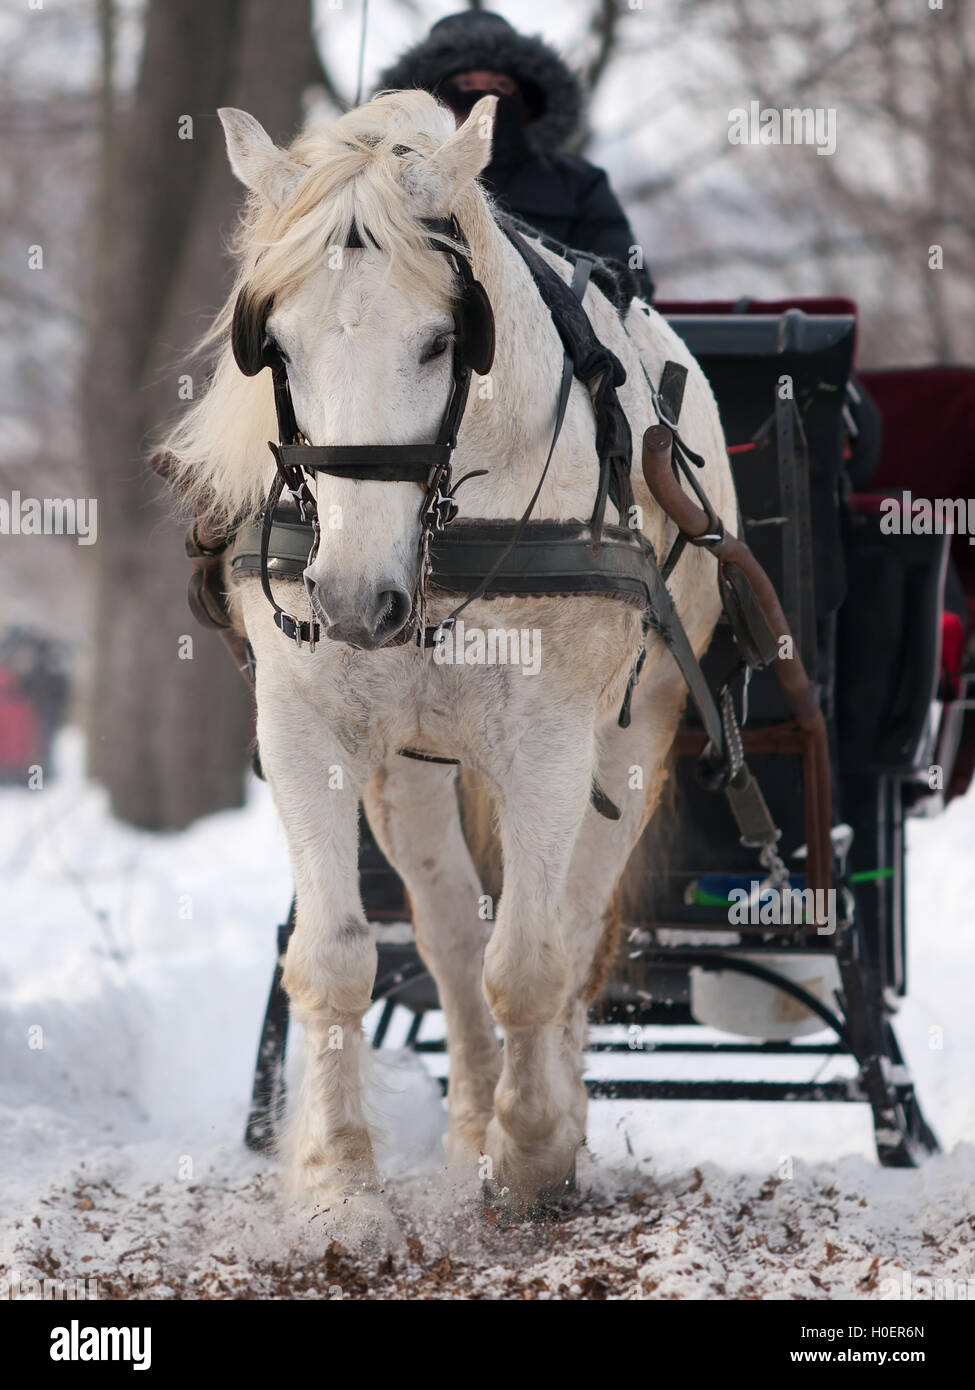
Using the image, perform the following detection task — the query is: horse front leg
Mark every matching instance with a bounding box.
[255,699,392,1244]
[481,717,596,1210]
[363,757,501,1168]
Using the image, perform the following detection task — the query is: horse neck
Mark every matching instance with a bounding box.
[455,215,594,522]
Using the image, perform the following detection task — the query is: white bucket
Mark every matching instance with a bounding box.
[689,953,842,1039]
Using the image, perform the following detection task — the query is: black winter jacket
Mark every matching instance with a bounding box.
[484,154,642,273]
[376,11,654,301]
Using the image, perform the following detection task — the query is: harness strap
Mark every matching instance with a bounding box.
[657,361,688,426]
[653,363,728,581]
[657,363,691,579]
[502,221,635,539]
[271,360,299,445]
[274,444,450,481]
[641,415,791,873]
[397,747,459,766]
[590,777,622,820]
[641,543,726,755]
[620,365,735,780]
[234,515,653,606]
[661,439,726,580]
[395,744,622,821]
[260,462,321,648]
[419,253,593,647]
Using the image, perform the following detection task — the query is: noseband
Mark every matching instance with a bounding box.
[232,215,495,649]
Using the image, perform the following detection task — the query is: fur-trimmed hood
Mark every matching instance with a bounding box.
[375,11,582,154]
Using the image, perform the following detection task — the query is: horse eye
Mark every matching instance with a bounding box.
[420,333,451,364]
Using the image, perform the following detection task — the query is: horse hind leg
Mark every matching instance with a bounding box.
[363,758,501,1169]
[556,665,692,1159]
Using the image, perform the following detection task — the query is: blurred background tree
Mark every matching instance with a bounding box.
[605,0,975,363]
[82,0,324,828]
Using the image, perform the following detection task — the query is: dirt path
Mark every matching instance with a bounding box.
[7,1148,974,1301]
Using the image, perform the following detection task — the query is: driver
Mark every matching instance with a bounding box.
[377,11,654,301]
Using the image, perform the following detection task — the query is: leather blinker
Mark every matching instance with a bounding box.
[232,289,273,377]
[457,279,495,376]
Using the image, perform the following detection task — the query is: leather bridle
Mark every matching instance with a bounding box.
[231,214,496,649]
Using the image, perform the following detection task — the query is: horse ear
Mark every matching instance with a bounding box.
[218,107,303,208]
[402,95,496,213]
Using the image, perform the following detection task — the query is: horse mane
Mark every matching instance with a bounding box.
[160,90,495,532]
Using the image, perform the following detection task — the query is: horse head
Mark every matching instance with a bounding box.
[219,92,497,650]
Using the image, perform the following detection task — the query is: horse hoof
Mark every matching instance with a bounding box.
[303,1189,404,1255]
[481,1158,579,1223]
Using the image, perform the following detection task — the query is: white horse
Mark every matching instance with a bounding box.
[166,90,736,1243]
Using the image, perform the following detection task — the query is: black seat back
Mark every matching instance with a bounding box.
[623,304,855,928]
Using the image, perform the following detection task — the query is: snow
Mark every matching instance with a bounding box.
[2,728,974,1300]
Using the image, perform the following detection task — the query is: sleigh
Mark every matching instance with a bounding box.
[242,298,973,1169]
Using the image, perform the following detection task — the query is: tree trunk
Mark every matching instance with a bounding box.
[84,0,321,829]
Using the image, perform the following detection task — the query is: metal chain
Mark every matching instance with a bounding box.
[759,841,791,891]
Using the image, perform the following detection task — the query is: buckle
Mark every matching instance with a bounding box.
[291,481,317,524]
[433,490,458,530]
[284,617,318,651]
[423,617,454,649]
[655,398,678,431]
[688,517,725,549]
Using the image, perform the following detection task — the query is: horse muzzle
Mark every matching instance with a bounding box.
[304,575,414,650]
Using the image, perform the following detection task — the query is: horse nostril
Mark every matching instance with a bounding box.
[304,574,329,623]
[372,588,412,642]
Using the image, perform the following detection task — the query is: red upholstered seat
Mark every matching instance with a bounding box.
[858,365,975,612]
[657,295,858,318]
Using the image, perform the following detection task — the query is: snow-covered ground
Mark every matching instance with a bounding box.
[2,730,973,1300]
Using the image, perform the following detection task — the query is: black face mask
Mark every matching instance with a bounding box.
[439,83,528,167]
